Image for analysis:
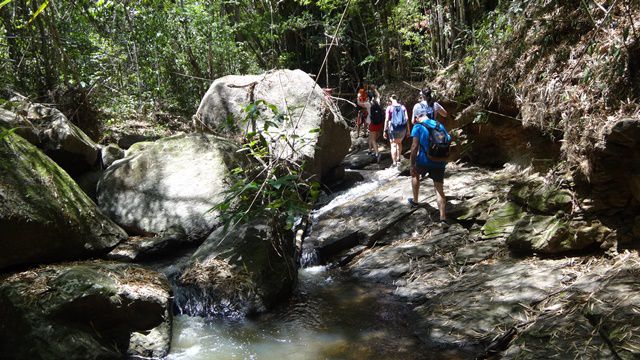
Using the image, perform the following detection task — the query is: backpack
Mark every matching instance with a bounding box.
[419,101,435,120]
[370,101,384,125]
[419,121,451,160]
[390,105,406,129]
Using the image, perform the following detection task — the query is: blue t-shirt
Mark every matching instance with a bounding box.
[410,119,448,168]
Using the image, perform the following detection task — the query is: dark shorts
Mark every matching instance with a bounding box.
[389,128,406,140]
[416,164,445,183]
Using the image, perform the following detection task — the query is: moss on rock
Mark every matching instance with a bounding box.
[0,131,127,270]
[481,201,526,239]
[0,261,172,359]
[509,178,573,214]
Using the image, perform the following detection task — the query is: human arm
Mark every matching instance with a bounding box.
[404,107,410,138]
[435,102,448,119]
[383,108,389,139]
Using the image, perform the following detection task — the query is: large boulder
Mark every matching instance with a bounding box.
[194,69,351,180]
[97,133,241,240]
[25,103,100,176]
[0,132,126,270]
[0,261,172,360]
[176,218,296,318]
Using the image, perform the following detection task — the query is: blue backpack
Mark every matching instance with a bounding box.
[417,101,435,120]
[418,120,451,159]
[390,105,406,129]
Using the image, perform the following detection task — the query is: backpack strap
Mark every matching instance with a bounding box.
[414,122,430,157]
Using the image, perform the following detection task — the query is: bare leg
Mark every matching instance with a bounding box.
[374,132,380,155]
[412,171,420,202]
[433,181,446,220]
[368,131,375,153]
[390,141,398,163]
[396,140,403,164]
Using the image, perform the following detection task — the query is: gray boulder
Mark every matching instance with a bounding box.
[194,69,350,180]
[0,261,172,360]
[26,103,100,176]
[176,218,296,318]
[97,133,241,240]
[0,132,126,270]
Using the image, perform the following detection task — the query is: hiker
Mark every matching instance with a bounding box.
[383,94,409,168]
[412,88,448,124]
[408,90,452,226]
[367,84,384,162]
[356,87,370,138]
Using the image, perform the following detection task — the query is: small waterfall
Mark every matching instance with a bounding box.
[299,167,401,267]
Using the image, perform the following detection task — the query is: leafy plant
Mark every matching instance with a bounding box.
[212,100,320,232]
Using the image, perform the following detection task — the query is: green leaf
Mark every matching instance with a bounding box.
[26,0,49,26]
[0,0,13,10]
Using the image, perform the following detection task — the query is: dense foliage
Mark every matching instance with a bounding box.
[0,0,504,132]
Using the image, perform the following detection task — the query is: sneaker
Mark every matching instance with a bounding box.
[408,198,419,208]
[439,220,450,229]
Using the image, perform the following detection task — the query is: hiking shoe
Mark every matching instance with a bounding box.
[408,198,419,208]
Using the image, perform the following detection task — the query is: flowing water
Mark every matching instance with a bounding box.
[166,168,437,359]
[167,265,428,360]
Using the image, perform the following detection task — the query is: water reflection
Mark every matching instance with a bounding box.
[168,266,428,360]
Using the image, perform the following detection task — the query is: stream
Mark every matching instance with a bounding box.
[165,167,442,359]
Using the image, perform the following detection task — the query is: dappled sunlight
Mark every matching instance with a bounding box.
[97,134,227,238]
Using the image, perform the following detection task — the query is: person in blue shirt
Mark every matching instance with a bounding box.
[408,89,450,226]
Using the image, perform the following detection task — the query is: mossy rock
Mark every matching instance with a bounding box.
[507,215,611,255]
[0,261,172,359]
[509,178,573,214]
[481,201,526,239]
[0,131,127,270]
[455,192,501,222]
[177,217,296,318]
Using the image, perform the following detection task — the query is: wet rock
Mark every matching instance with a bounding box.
[633,216,640,238]
[195,69,350,180]
[0,261,172,360]
[0,133,126,270]
[304,174,420,264]
[176,218,296,318]
[97,133,242,240]
[341,150,378,169]
[321,169,365,194]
